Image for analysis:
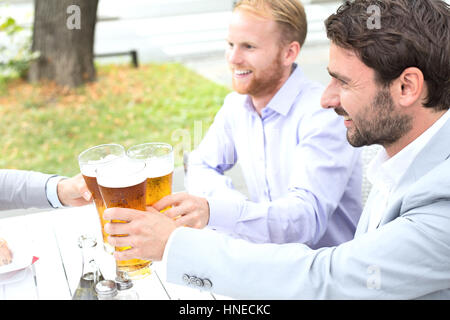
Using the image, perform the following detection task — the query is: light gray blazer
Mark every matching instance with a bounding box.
[165,117,450,299]
[0,169,54,210]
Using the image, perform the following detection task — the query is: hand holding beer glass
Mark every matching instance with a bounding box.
[78,142,173,280]
[96,157,151,280]
[78,144,125,254]
[124,143,174,271]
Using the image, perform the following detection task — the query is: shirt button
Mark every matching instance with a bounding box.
[182,274,190,284]
[195,278,204,287]
[203,279,213,289]
[189,276,197,285]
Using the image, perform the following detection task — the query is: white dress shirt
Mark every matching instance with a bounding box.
[186,65,363,248]
[366,109,450,231]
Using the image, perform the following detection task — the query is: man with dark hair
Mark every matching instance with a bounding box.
[326,0,449,112]
[103,0,450,299]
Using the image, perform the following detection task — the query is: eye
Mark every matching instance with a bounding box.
[244,44,255,49]
[336,78,348,88]
[337,78,347,84]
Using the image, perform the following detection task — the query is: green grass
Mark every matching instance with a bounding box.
[0,63,230,176]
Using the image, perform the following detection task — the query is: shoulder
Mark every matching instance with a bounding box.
[404,158,450,208]
[298,80,325,104]
[399,157,450,250]
[292,69,325,105]
[288,75,326,119]
[213,92,250,123]
[289,80,344,138]
[221,91,248,111]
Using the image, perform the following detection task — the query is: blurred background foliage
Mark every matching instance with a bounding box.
[0,61,230,176]
[0,4,231,177]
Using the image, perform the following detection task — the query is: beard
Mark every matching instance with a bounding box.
[231,51,286,98]
[340,89,413,148]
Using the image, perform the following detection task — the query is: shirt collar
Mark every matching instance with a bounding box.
[367,109,450,191]
[243,63,307,117]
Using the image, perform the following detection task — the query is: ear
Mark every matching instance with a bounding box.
[282,41,300,67]
[394,67,425,108]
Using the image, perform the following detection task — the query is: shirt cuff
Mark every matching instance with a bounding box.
[162,227,184,267]
[45,175,66,208]
[206,197,242,232]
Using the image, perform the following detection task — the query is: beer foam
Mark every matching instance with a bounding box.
[80,165,96,178]
[96,158,147,188]
[80,154,123,177]
[145,158,174,178]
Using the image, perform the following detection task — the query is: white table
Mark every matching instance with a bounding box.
[0,205,231,300]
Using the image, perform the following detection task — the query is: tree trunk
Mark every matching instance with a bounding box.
[28,0,99,88]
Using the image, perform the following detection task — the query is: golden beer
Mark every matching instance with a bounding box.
[81,174,107,238]
[78,144,125,254]
[96,158,151,279]
[146,172,173,205]
[127,143,174,206]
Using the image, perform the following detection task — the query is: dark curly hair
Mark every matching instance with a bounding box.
[325,0,450,111]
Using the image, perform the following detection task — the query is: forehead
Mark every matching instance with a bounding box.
[328,43,376,84]
[228,9,281,40]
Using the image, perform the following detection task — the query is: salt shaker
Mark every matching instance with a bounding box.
[115,277,139,300]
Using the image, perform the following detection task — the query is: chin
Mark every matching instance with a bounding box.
[232,82,250,95]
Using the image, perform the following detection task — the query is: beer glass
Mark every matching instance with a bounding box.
[96,157,151,280]
[78,144,125,254]
[127,143,174,206]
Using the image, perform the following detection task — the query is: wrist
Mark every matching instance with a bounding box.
[202,197,211,225]
[56,178,68,206]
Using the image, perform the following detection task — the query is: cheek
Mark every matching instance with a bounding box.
[225,49,232,63]
[340,90,360,118]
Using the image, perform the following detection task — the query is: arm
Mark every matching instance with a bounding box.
[0,169,91,211]
[0,169,52,210]
[164,162,450,299]
[164,199,450,299]
[238,108,361,244]
[166,108,361,245]
[103,190,450,299]
[185,95,246,202]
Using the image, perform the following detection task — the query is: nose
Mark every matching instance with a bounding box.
[321,80,340,110]
[226,46,242,66]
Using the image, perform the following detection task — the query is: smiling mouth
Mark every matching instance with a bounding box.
[335,108,352,121]
[234,69,252,77]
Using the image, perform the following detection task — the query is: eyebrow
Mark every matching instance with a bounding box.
[327,67,352,83]
[227,38,257,47]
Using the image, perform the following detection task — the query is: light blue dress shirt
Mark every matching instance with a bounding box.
[186,65,362,248]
